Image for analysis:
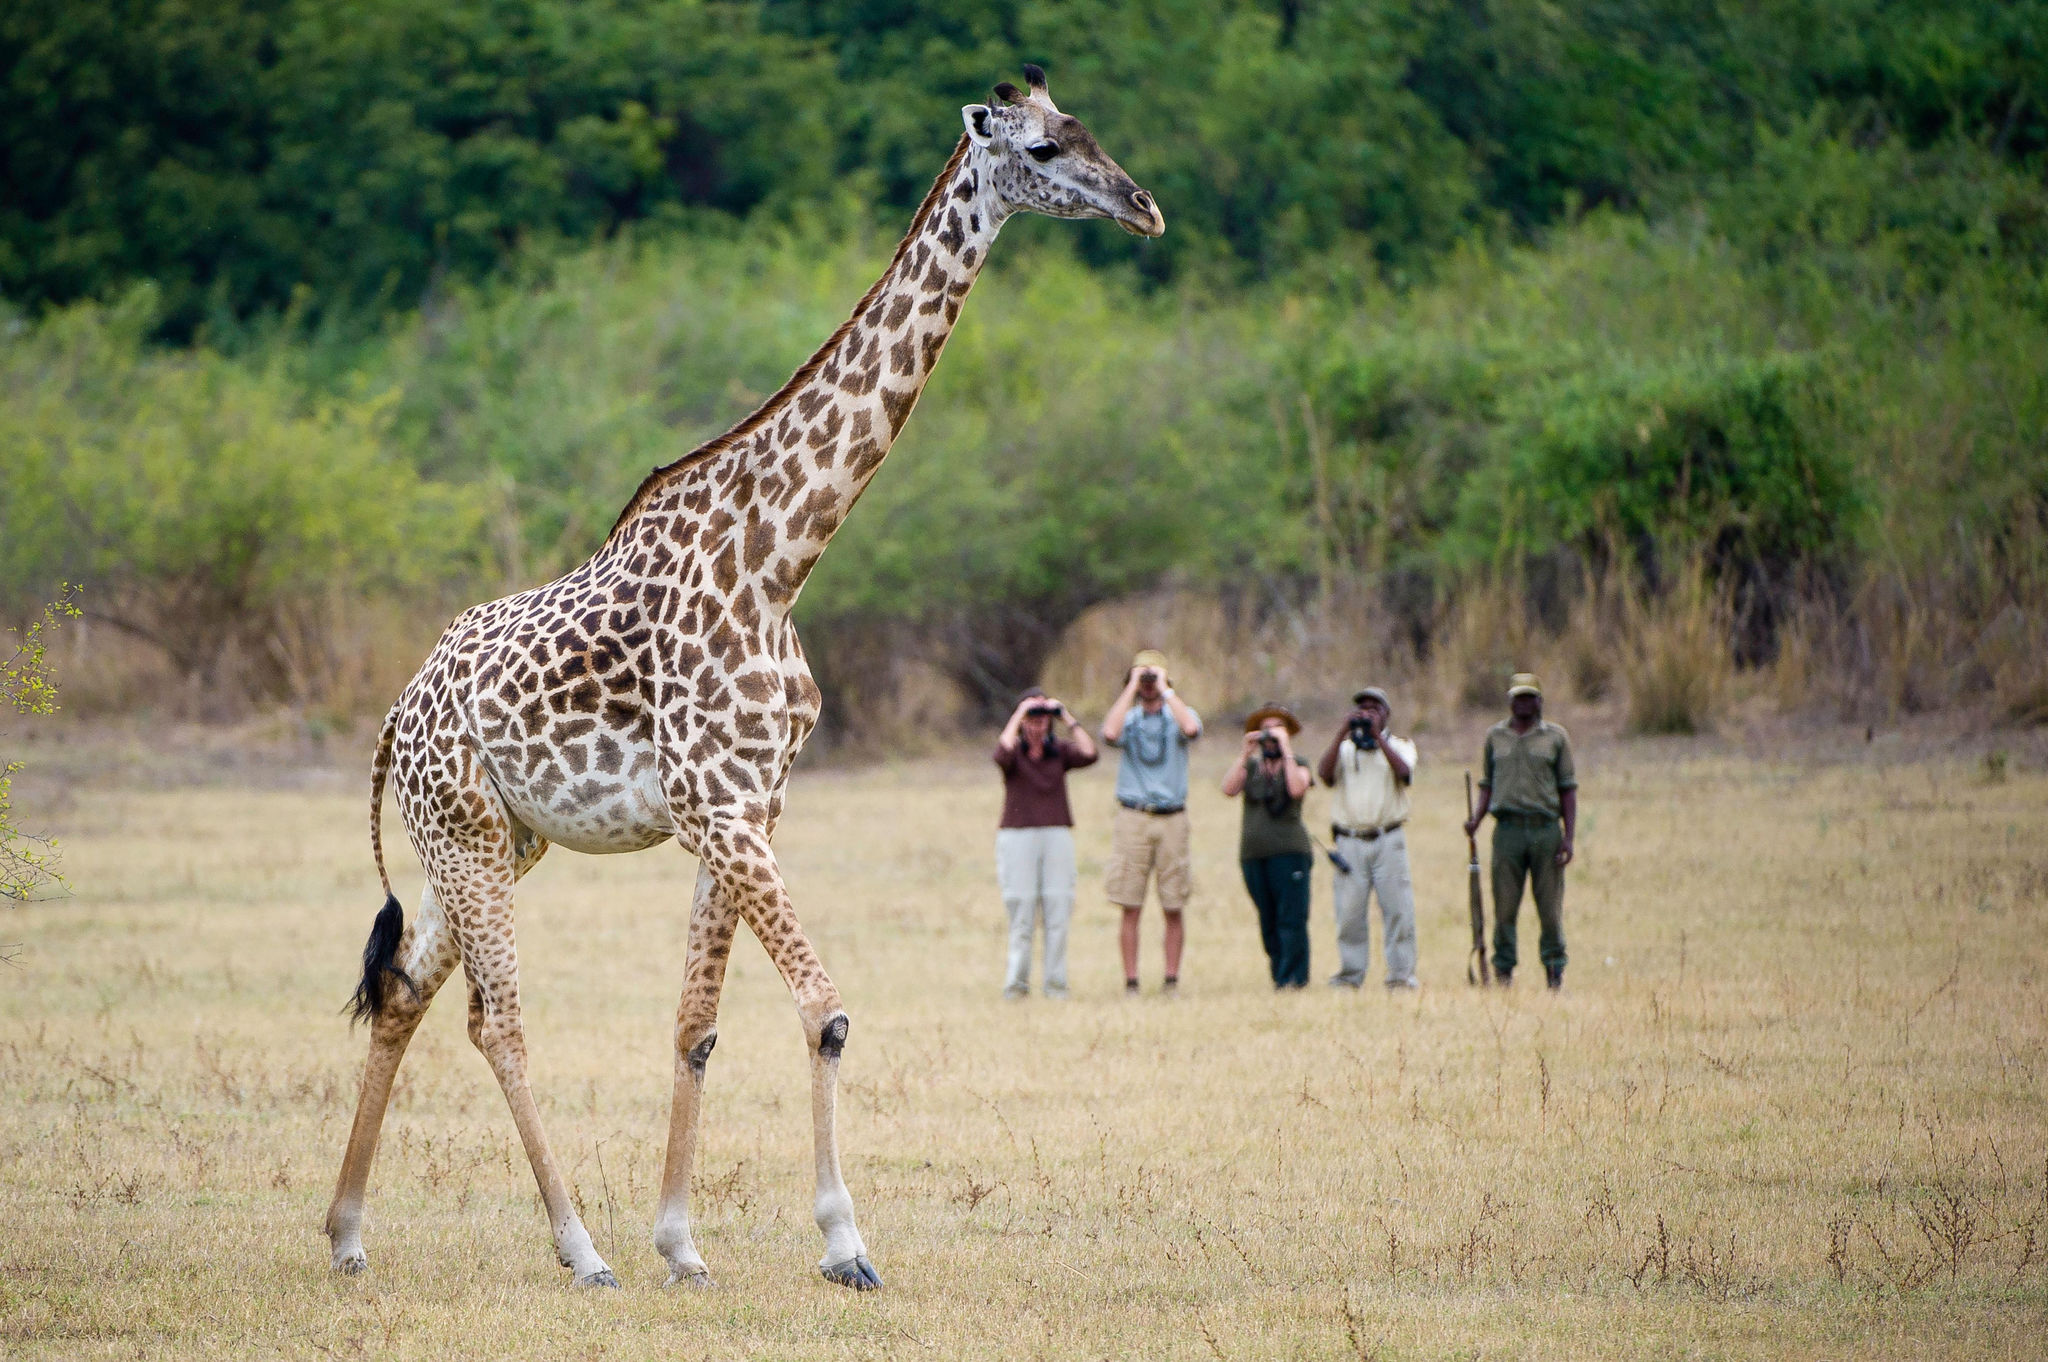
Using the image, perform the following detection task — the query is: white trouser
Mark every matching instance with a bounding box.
[1331,828,1417,986]
[995,826,1076,995]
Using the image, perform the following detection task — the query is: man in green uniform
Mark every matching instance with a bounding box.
[1462,673,1578,989]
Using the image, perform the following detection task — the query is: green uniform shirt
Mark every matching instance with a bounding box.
[1239,754,1313,860]
[1479,719,1577,820]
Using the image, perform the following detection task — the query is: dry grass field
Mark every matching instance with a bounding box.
[3,718,2046,1359]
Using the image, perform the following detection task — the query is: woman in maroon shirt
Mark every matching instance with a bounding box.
[994,687,1099,998]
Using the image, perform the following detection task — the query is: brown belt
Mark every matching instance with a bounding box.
[1332,820,1404,842]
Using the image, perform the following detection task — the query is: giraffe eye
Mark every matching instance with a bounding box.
[1026,141,1059,163]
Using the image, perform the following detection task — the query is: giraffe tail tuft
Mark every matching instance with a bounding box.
[350,705,415,1024]
[348,894,415,1025]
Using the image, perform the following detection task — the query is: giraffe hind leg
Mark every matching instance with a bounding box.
[326,882,461,1274]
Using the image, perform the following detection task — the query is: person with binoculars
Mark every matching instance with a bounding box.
[1100,650,1202,996]
[993,687,1098,999]
[1316,686,1421,990]
[1222,705,1315,988]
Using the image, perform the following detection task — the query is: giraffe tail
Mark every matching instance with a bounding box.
[350,705,414,1024]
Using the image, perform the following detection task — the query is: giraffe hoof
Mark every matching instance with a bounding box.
[574,1267,621,1289]
[664,1265,715,1289]
[821,1255,882,1291]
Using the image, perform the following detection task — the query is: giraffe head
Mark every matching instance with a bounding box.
[962,65,1165,237]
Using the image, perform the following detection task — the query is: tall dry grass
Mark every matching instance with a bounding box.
[1617,559,1734,735]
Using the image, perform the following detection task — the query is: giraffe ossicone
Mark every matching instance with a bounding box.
[323,66,1161,1292]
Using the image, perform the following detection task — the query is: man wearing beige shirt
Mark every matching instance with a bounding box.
[1316,686,1420,989]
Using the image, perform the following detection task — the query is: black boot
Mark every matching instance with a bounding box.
[1545,964,1564,991]
[1494,969,1512,988]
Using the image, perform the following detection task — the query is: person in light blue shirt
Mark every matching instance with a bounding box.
[1100,649,1203,995]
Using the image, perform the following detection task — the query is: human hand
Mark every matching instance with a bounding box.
[1462,816,1482,839]
[1555,840,1574,868]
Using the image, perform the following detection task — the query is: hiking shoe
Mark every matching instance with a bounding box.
[1124,979,1141,998]
[1003,985,1029,1001]
[1495,970,1513,988]
[1545,965,1564,991]
[1327,976,1363,990]
[1385,977,1421,991]
[1161,976,1179,998]
[1043,985,1069,1000]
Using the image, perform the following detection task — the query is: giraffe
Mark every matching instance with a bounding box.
[323,66,1162,1293]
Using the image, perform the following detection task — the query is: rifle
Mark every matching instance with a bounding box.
[1465,771,1490,986]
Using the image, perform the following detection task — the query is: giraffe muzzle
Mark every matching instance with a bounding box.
[1119,189,1165,238]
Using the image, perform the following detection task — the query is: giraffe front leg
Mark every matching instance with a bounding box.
[810,1010,880,1290]
[653,867,734,1287]
[695,813,879,1291]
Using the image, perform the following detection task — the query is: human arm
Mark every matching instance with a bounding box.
[1164,688,1202,740]
[1377,718,1412,785]
[1058,702,1098,763]
[1554,733,1577,866]
[1317,719,1349,786]
[1220,731,1258,796]
[1278,732,1311,798]
[995,696,1032,756]
[1464,737,1493,837]
[1100,670,1140,744]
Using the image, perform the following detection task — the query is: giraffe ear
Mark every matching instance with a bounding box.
[962,103,994,147]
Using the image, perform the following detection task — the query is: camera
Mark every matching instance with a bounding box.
[1348,715,1378,751]
[1258,734,1282,759]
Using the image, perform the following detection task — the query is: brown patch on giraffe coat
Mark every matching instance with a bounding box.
[743,515,775,573]
[880,388,917,437]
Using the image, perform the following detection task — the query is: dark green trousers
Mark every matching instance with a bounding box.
[1490,814,1565,976]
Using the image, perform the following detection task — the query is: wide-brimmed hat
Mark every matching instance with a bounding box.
[1242,704,1301,736]
[1351,685,1391,715]
[1507,672,1543,699]
[1131,648,1170,684]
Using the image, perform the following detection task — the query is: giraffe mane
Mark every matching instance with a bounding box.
[605,133,976,542]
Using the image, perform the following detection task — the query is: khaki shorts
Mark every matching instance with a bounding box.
[1105,806,1192,913]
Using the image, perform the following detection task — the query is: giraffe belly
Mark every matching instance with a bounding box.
[492,752,675,855]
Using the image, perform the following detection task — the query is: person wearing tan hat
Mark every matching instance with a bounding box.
[1315,685,1420,989]
[1222,704,1315,988]
[1463,673,1578,989]
[1101,649,1203,995]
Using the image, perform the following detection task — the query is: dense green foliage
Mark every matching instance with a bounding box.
[7,1,2041,329]
[2,1,2045,722]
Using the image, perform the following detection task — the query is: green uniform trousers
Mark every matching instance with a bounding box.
[1490,814,1566,977]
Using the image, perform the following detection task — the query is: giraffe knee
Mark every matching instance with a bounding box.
[817,1013,849,1060]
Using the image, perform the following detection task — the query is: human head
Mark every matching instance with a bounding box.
[1018,686,1055,743]
[1507,672,1543,721]
[962,66,1166,237]
[1242,704,1300,741]
[1131,649,1169,700]
[1351,686,1391,726]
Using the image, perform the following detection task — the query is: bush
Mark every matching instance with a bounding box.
[0,289,490,707]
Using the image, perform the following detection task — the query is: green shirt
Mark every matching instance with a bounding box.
[1479,719,1577,820]
[1239,754,1313,860]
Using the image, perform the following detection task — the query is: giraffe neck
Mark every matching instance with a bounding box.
[609,136,1007,615]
